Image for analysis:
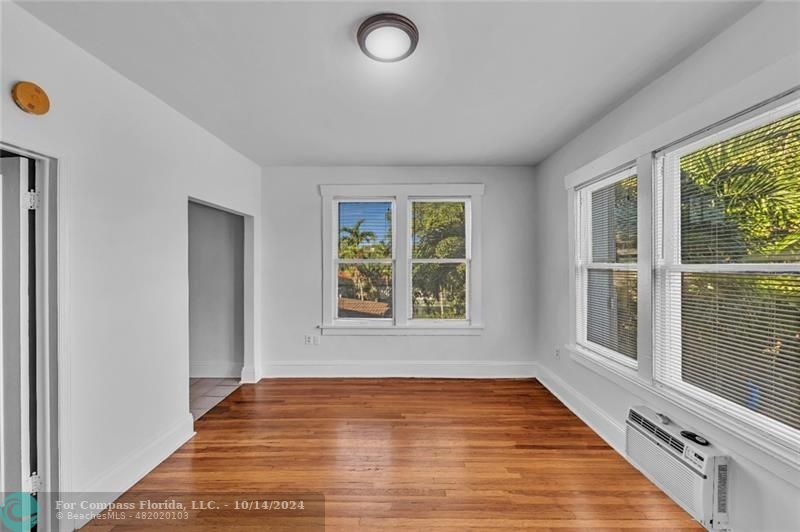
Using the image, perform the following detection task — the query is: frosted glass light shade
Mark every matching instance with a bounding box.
[357,14,419,63]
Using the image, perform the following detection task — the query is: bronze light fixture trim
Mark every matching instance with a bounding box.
[357,13,419,62]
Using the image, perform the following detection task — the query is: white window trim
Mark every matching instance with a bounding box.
[574,163,649,374]
[320,183,484,335]
[565,89,800,473]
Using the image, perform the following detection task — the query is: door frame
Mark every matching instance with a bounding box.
[187,196,257,384]
[1,141,63,526]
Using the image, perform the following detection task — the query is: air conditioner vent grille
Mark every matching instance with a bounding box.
[716,464,729,514]
[628,410,685,455]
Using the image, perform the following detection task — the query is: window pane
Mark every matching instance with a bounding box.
[412,201,466,259]
[680,272,800,430]
[591,175,637,263]
[411,263,466,319]
[680,111,800,264]
[586,269,638,359]
[337,264,392,319]
[338,202,392,259]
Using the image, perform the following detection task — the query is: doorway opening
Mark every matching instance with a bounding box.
[1,144,58,530]
[188,200,244,420]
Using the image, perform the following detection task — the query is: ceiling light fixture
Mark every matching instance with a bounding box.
[357,13,418,62]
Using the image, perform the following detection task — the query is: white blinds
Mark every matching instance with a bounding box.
[586,269,638,359]
[655,104,800,441]
[336,201,394,319]
[590,176,637,264]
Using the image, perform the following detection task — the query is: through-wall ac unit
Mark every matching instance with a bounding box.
[626,406,730,530]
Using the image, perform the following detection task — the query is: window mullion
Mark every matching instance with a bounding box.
[636,153,654,382]
[395,194,409,326]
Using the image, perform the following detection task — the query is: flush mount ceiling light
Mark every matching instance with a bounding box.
[357,13,418,62]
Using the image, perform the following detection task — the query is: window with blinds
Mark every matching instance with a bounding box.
[655,101,800,440]
[576,168,639,365]
[336,201,394,319]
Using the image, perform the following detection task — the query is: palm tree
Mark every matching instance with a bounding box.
[340,219,377,259]
[681,114,800,263]
[340,220,376,300]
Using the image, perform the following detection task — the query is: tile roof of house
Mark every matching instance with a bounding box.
[338,297,390,318]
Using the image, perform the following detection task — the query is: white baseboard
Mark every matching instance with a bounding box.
[535,362,626,453]
[240,364,257,383]
[190,361,243,378]
[261,361,538,378]
[65,414,195,531]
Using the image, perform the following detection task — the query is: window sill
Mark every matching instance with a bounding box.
[575,342,639,372]
[565,343,800,486]
[319,324,484,336]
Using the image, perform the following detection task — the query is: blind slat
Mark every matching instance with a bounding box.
[586,269,638,360]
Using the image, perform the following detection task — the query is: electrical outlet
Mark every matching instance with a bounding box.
[555,348,561,359]
[304,335,313,345]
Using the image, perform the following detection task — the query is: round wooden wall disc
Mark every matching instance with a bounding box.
[12,81,50,115]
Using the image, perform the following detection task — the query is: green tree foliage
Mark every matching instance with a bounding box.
[612,178,638,356]
[412,202,466,259]
[339,219,389,260]
[412,202,467,319]
[681,112,800,263]
[616,177,638,259]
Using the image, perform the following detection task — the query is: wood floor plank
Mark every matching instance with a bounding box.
[86,378,701,530]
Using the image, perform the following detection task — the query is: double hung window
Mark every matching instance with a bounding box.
[575,168,639,367]
[321,184,484,333]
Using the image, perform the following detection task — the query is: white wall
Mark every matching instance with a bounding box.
[188,202,244,378]
[0,0,262,513]
[261,166,537,377]
[533,3,800,531]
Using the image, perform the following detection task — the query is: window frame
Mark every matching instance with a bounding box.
[408,198,472,323]
[320,184,484,335]
[575,165,642,371]
[654,97,800,448]
[567,91,800,467]
[333,198,396,325]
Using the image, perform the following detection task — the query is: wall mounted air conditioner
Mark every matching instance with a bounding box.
[626,406,730,530]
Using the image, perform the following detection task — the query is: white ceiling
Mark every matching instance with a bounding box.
[20,1,757,166]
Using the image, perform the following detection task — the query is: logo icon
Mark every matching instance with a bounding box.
[0,492,38,532]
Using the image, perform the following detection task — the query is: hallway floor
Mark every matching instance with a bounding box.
[189,377,240,420]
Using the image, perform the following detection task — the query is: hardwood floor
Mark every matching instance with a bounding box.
[88,379,701,530]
